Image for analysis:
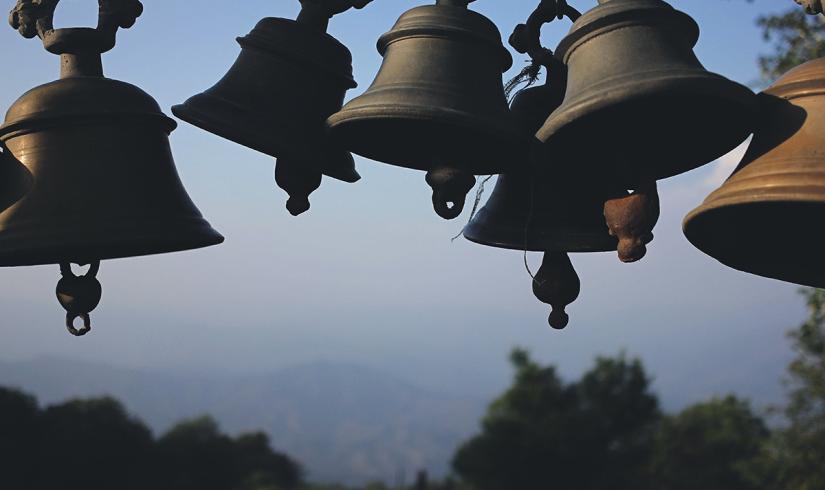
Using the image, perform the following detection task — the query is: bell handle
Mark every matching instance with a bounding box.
[9,0,143,56]
[297,0,374,31]
[510,0,581,64]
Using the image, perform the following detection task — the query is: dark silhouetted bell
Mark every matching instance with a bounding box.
[174,0,370,215]
[1,0,223,335]
[684,57,825,288]
[327,0,523,220]
[537,0,757,187]
[464,61,628,329]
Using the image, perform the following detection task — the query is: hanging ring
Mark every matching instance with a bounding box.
[66,312,92,337]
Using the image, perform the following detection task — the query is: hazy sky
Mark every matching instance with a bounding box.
[0,0,805,409]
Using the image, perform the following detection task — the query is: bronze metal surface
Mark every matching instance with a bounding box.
[327,0,523,219]
[173,2,366,215]
[537,0,756,187]
[684,57,825,288]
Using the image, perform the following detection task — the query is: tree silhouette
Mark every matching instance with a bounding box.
[452,349,660,490]
[771,289,825,489]
[35,397,156,490]
[0,387,41,489]
[651,396,769,490]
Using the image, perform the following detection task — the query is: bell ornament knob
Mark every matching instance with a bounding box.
[425,166,476,220]
[796,0,824,14]
[56,262,103,337]
[604,181,660,263]
[533,252,581,330]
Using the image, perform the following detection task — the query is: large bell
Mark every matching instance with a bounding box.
[684,58,825,288]
[537,0,756,187]
[1,1,223,335]
[327,0,523,219]
[173,0,369,216]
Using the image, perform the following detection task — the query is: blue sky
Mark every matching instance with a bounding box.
[0,0,806,409]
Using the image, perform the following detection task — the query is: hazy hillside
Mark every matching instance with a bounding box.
[0,358,486,485]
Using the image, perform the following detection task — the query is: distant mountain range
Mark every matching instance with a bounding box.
[0,358,486,485]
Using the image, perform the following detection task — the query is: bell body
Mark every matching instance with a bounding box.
[327,0,522,175]
[173,18,359,183]
[684,58,825,288]
[0,76,223,266]
[537,0,755,187]
[464,172,619,253]
[464,84,619,253]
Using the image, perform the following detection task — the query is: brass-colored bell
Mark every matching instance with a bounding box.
[1,1,223,335]
[537,0,756,187]
[174,0,370,216]
[684,58,825,288]
[327,0,523,220]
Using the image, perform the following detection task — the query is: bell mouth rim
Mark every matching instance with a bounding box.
[172,98,358,183]
[683,200,825,289]
[0,217,224,267]
[327,106,526,175]
[462,231,619,253]
[684,194,825,231]
[463,209,619,253]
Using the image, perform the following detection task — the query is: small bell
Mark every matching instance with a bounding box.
[174,0,370,215]
[327,0,524,219]
[684,58,825,288]
[1,0,223,335]
[537,0,756,188]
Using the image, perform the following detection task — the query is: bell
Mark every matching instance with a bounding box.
[537,0,756,187]
[1,1,223,335]
[464,61,623,329]
[173,0,370,216]
[684,57,825,288]
[327,0,523,219]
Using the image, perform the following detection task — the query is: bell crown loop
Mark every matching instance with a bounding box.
[9,0,143,79]
[9,0,142,54]
[297,0,374,32]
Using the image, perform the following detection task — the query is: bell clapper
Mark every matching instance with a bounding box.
[604,180,661,263]
[532,252,581,330]
[56,261,103,337]
[426,166,476,220]
[275,160,323,216]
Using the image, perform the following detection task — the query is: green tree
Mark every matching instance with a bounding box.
[35,397,157,490]
[452,349,660,490]
[757,3,825,80]
[651,396,769,490]
[771,289,825,489]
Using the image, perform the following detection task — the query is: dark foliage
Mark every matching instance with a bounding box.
[0,390,302,490]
